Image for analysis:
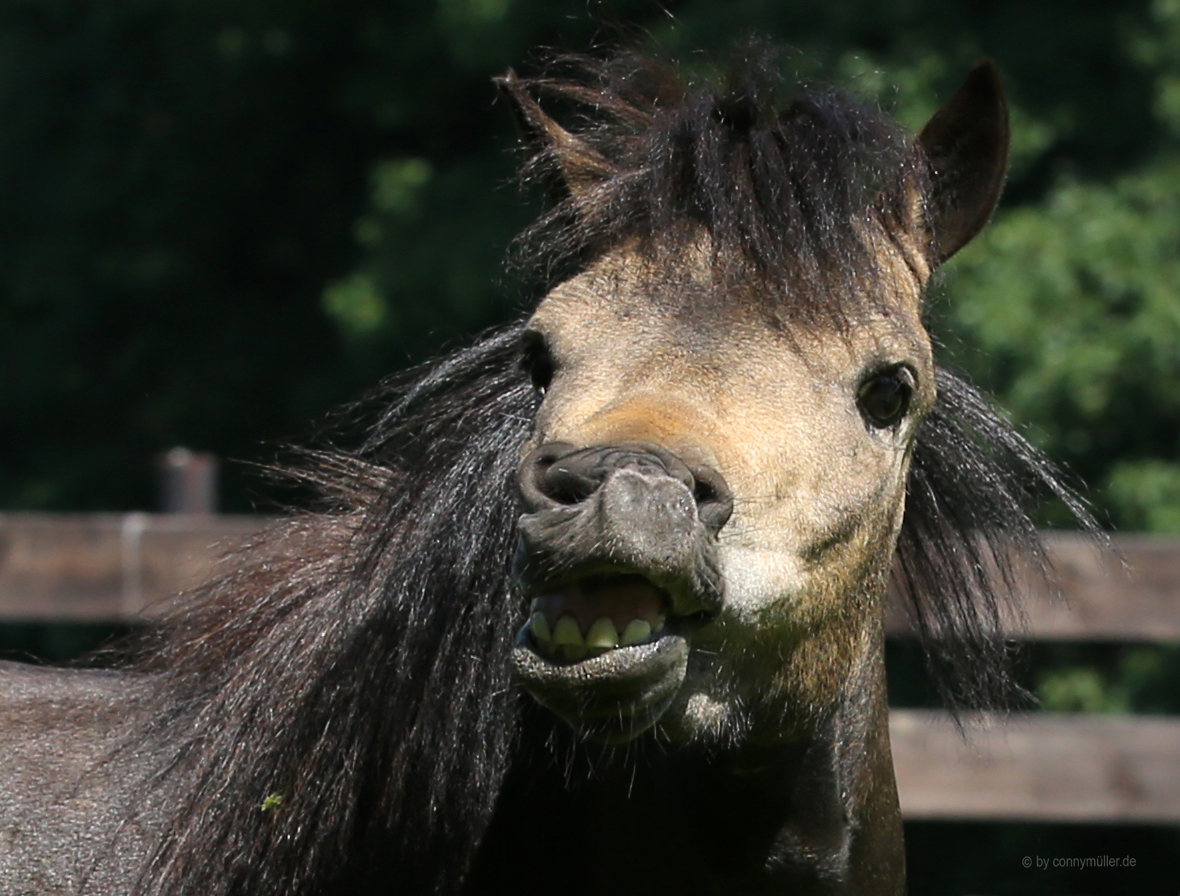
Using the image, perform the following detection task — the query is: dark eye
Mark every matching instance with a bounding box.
[520,330,555,397]
[857,365,915,428]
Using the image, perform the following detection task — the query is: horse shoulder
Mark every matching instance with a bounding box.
[0,661,158,895]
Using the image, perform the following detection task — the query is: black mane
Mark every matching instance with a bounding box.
[511,47,923,319]
[897,367,1094,712]
[126,328,536,896]
[118,50,1092,896]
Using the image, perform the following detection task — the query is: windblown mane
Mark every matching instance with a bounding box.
[119,49,1091,896]
[896,367,1094,712]
[510,47,923,320]
[125,328,536,895]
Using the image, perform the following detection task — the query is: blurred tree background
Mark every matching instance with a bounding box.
[5,0,1180,528]
[1,0,1178,893]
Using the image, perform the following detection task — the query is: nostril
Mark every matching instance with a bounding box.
[520,441,580,511]
[543,462,600,505]
[522,442,734,529]
[693,479,715,504]
[692,467,734,532]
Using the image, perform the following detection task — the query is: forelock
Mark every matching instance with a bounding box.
[511,46,930,326]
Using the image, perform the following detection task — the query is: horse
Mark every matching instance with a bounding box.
[0,48,1089,895]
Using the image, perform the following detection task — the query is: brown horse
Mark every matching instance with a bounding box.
[0,49,1086,895]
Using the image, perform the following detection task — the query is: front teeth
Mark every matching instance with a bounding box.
[530,612,552,642]
[552,615,582,646]
[619,619,651,646]
[529,610,665,660]
[586,617,619,649]
[551,615,585,661]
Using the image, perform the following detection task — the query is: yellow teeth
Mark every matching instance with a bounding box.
[530,611,552,643]
[553,615,583,647]
[620,619,652,646]
[585,617,619,649]
[530,607,665,659]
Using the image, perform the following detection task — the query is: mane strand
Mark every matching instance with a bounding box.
[895,366,1098,713]
[126,324,533,896]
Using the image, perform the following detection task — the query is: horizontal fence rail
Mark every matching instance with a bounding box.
[0,513,266,621]
[2,512,1178,822]
[1,514,1174,636]
[891,710,1180,823]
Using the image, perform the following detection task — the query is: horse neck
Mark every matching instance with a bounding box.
[469,626,902,896]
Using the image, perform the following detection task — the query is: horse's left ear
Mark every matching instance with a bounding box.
[494,68,615,202]
[916,60,1010,263]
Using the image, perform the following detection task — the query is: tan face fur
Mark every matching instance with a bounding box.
[523,233,935,741]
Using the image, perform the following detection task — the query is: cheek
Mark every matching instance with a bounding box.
[713,476,907,639]
[722,398,903,538]
[715,423,911,621]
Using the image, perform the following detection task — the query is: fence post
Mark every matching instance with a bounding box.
[157,448,219,514]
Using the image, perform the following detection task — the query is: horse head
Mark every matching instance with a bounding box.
[500,57,1010,744]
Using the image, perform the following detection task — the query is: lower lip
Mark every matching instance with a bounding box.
[510,625,691,740]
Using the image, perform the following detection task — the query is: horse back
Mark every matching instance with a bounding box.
[0,661,157,895]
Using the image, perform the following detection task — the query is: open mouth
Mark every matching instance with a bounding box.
[512,571,712,741]
[526,573,671,662]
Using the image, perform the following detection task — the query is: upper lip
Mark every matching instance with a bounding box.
[515,538,723,614]
[514,471,727,618]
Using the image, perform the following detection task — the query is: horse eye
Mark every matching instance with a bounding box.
[857,366,915,428]
[520,331,555,397]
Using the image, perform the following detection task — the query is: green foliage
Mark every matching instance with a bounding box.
[1036,645,1180,713]
[932,0,1180,530]
[0,0,1177,533]
[938,161,1180,528]
[1038,666,1129,713]
[1108,460,1180,531]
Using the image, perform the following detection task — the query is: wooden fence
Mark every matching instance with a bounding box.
[1,512,1178,823]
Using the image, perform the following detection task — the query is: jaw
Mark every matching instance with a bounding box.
[510,531,902,746]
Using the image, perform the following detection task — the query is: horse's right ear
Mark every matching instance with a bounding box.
[494,69,615,201]
[916,60,1010,263]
